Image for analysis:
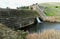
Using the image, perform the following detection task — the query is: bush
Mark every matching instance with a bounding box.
[0,23,27,39]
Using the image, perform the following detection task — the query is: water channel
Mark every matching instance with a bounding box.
[21,22,60,33]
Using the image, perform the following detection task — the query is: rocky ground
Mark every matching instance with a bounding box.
[26,29,60,39]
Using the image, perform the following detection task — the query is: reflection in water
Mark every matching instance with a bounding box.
[23,22,60,33]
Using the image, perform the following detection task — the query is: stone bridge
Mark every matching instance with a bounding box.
[30,4,60,22]
[30,4,48,21]
[0,4,59,29]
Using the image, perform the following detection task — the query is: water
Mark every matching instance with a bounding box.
[36,17,41,23]
[23,22,60,33]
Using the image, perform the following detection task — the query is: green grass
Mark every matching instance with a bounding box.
[19,9,39,17]
[0,9,39,18]
[39,2,60,16]
[0,23,27,39]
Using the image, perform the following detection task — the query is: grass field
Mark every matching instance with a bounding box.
[39,2,60,16]
[0,9,39,18]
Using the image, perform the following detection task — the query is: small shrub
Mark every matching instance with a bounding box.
[0,23,27,39]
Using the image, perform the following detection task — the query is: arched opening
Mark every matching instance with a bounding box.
[34,17,42,24]
[55,6,58,8]
[31,7,33,10]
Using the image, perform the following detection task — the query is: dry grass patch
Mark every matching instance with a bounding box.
[26,29,60,39]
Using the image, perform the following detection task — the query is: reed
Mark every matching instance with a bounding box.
[26,29,60,39]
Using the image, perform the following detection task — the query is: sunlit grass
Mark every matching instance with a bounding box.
[26,29,60,39]
[39,3,60,16]
[45,7,60,16]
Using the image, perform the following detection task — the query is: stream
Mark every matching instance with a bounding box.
[22,22,60,33]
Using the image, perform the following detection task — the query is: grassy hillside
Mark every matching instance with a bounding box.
[39,2,60,16]
[0,8,39,29]
[0,9,39,18]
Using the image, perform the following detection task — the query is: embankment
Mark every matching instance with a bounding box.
[0,8,39,28]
